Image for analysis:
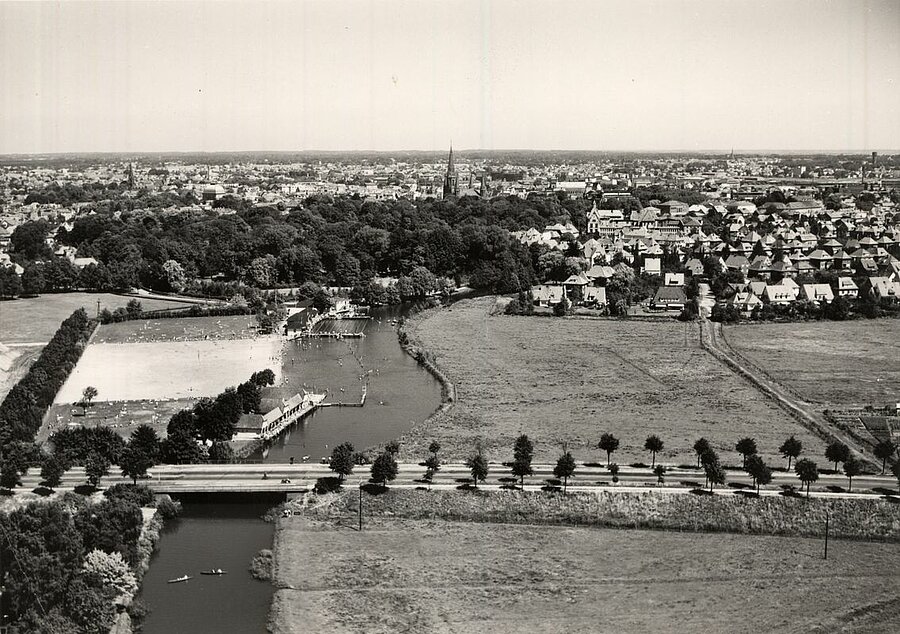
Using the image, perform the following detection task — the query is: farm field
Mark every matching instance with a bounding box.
[403,297,825,465]
[725,320,900,407]
[271,516,900,634]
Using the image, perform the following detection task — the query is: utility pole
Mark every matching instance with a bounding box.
[358,481,363,532]
[96,299,101,319]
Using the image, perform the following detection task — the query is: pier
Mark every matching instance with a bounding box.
[319,384,367,407]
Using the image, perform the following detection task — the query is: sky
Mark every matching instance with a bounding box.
[1,0,898,154]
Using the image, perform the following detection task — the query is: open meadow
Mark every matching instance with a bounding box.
[0,292,192,344]
[272,512,900,634]
[0,292,193,401]
[402,297,824,466]
[93,314,261,344]
[725,320,900,407]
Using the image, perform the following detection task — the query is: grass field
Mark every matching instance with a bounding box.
[0,292,193,401]
[726,320,900,407]
[41,398,192,442]
[93,314,261,344]
[272,513,900,634]
[402,297,824,466]
[0,292,192,344]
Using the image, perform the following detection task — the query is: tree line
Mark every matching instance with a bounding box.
[0,308,95,452]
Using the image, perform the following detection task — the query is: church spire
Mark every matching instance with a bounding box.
[443,143,458,198]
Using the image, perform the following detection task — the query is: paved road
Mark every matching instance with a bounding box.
[18,462,899,498]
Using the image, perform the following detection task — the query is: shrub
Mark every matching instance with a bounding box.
[154,495,182,519]
[104,483,155,507]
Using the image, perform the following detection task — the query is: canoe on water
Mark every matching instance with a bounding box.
[200,569,227,575]
[167,575,192,583]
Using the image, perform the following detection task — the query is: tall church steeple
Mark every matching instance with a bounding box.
[442,144,458,198]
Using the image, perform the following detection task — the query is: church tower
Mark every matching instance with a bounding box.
[442,145,458,198]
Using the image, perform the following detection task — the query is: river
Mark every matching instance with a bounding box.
[139,303,442,631]
[256,303,443,463]
[136,501,275,634]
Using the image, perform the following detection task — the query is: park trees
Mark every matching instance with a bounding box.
[21,263,46,296]
[874,440,897,474]
[825,441,850,473]
[644,434,663,468]
[208,441,234,463]
[82,549,138,598]
[843,457,862,491]
[329,442,355,482]
[385,440,401,457]
[40,453,69,490]
[85,452,111,489]
[0,267,22,298]
[129,425,161,462]
[81,386,99,415]
[511,434,534,487]
[735,437,758,468]
[554,451,576,493]
[75,498,144,565]
[598,433,619,466]
[119,443,154,484]
[370,451,398,487]
[693,437,711,468]
[466,450,488,488]
[779,435,803,470]
[795,458,819,497]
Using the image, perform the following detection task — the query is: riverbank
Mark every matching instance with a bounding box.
[268,488,900,633]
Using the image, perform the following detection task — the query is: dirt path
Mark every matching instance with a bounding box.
[700,319,877,468]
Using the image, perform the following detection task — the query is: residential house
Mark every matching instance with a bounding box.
[800,283,834,305]
[763,284,795,305]
[531,284,564,307]
[868,277,900,302]
[834,277,858,298]
[664,272,685,287]
[650,286,688,311]
[582,286,607,307]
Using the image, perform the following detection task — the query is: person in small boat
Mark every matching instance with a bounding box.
[262,472,268,480]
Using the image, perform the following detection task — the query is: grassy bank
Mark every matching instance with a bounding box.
[271,494,900,634]
[308,487,900,541]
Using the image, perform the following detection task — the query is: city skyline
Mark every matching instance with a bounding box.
[2,0,899,154]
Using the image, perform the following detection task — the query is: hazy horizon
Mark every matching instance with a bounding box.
[2,0,898,154]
